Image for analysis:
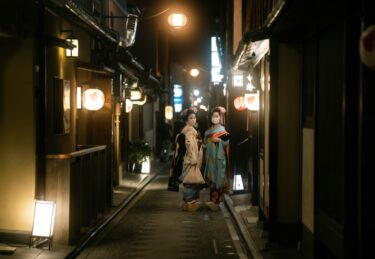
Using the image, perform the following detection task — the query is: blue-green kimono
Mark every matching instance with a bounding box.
[203,125,230,192]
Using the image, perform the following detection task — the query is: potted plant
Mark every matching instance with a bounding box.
[128,140,152,173]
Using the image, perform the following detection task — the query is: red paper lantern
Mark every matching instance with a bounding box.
[234,96,246,111]
[360,24,375,70]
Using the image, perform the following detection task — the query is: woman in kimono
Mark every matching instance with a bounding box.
[169,107,204,211]
[203,107,230,210]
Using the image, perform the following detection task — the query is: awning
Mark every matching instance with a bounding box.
[45,35,76,49]
[233,29,270,71]
[118,62,139,82]
[232,0,286,71]
[118,51,160,88]
[76,62,115,75]
[65,0,117,43]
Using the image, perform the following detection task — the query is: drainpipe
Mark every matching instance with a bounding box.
[34,0,46,200]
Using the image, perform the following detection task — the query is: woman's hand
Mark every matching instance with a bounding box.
[209,137,221,143]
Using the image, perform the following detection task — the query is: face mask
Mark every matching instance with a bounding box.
[211,117,220,124]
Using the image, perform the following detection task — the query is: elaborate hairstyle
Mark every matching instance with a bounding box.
[180,107,198,122]
[210,106,226,125]
[211,106,226,116]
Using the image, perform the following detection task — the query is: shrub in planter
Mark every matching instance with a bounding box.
[128,140,151,173]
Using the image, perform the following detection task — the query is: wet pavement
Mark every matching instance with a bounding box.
[77,174,250,258]
[226,194,306,259]
[1,162,257,259]
[0,165,157,259]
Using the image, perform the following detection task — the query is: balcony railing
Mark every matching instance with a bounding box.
[46,145,108,245]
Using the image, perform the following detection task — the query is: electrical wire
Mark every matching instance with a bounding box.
[140,8,170,20]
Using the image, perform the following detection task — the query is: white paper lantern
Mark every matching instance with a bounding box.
[125,98,133,113]
[165,105,173,120]
[82,89,105,111]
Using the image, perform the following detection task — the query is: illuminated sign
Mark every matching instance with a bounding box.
[173,84,183,112]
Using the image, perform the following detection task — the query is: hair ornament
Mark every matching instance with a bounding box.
[215,106,226,114]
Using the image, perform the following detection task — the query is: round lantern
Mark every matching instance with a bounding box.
[360,24,375,70]
[234,96,246,111]
[82,89,105,111]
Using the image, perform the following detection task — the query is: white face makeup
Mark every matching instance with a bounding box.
[211,112,220,125]
[187,113,196,126]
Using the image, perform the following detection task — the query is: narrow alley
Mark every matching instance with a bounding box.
[76,171,249,259]
[1,1,374,258]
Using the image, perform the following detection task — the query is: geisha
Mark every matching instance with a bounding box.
[203,106,230,210]
[168,107,205,212]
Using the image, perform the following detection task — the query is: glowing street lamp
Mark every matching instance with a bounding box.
[189,68,200,77]
[168,13,187,29]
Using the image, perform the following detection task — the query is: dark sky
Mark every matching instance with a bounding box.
[128,0,219,73]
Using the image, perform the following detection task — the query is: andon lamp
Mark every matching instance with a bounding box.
[30,201,56,250]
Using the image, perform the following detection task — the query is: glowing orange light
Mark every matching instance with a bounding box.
[234,96,246,111]
[168,13,187,28]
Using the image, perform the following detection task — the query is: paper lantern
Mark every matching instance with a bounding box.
[82,89,105,111]
[165,105,173,120]
[234,96,246,111]
[233,174,244,191]
[125,98,133,113]
[244,92,259,111]
[360,24,375,70]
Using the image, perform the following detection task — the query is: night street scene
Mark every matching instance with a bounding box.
[1,0,374,258]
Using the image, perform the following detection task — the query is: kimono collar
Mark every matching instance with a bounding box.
[181,125,196,135]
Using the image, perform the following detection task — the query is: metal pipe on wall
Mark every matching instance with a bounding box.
[34,1,47,200]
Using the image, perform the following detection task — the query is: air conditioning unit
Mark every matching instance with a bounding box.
[120,14,138,47]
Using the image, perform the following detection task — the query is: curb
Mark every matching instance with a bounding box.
[224,194,263,259]
[65,173,158,259]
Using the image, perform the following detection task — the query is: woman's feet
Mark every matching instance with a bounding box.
[182,200,201,211]
[205,201,219,211]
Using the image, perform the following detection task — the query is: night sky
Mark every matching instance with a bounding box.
[128,0,219,74]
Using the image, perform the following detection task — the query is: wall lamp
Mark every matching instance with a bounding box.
[66,39,79,57]
[30,201,56,250]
